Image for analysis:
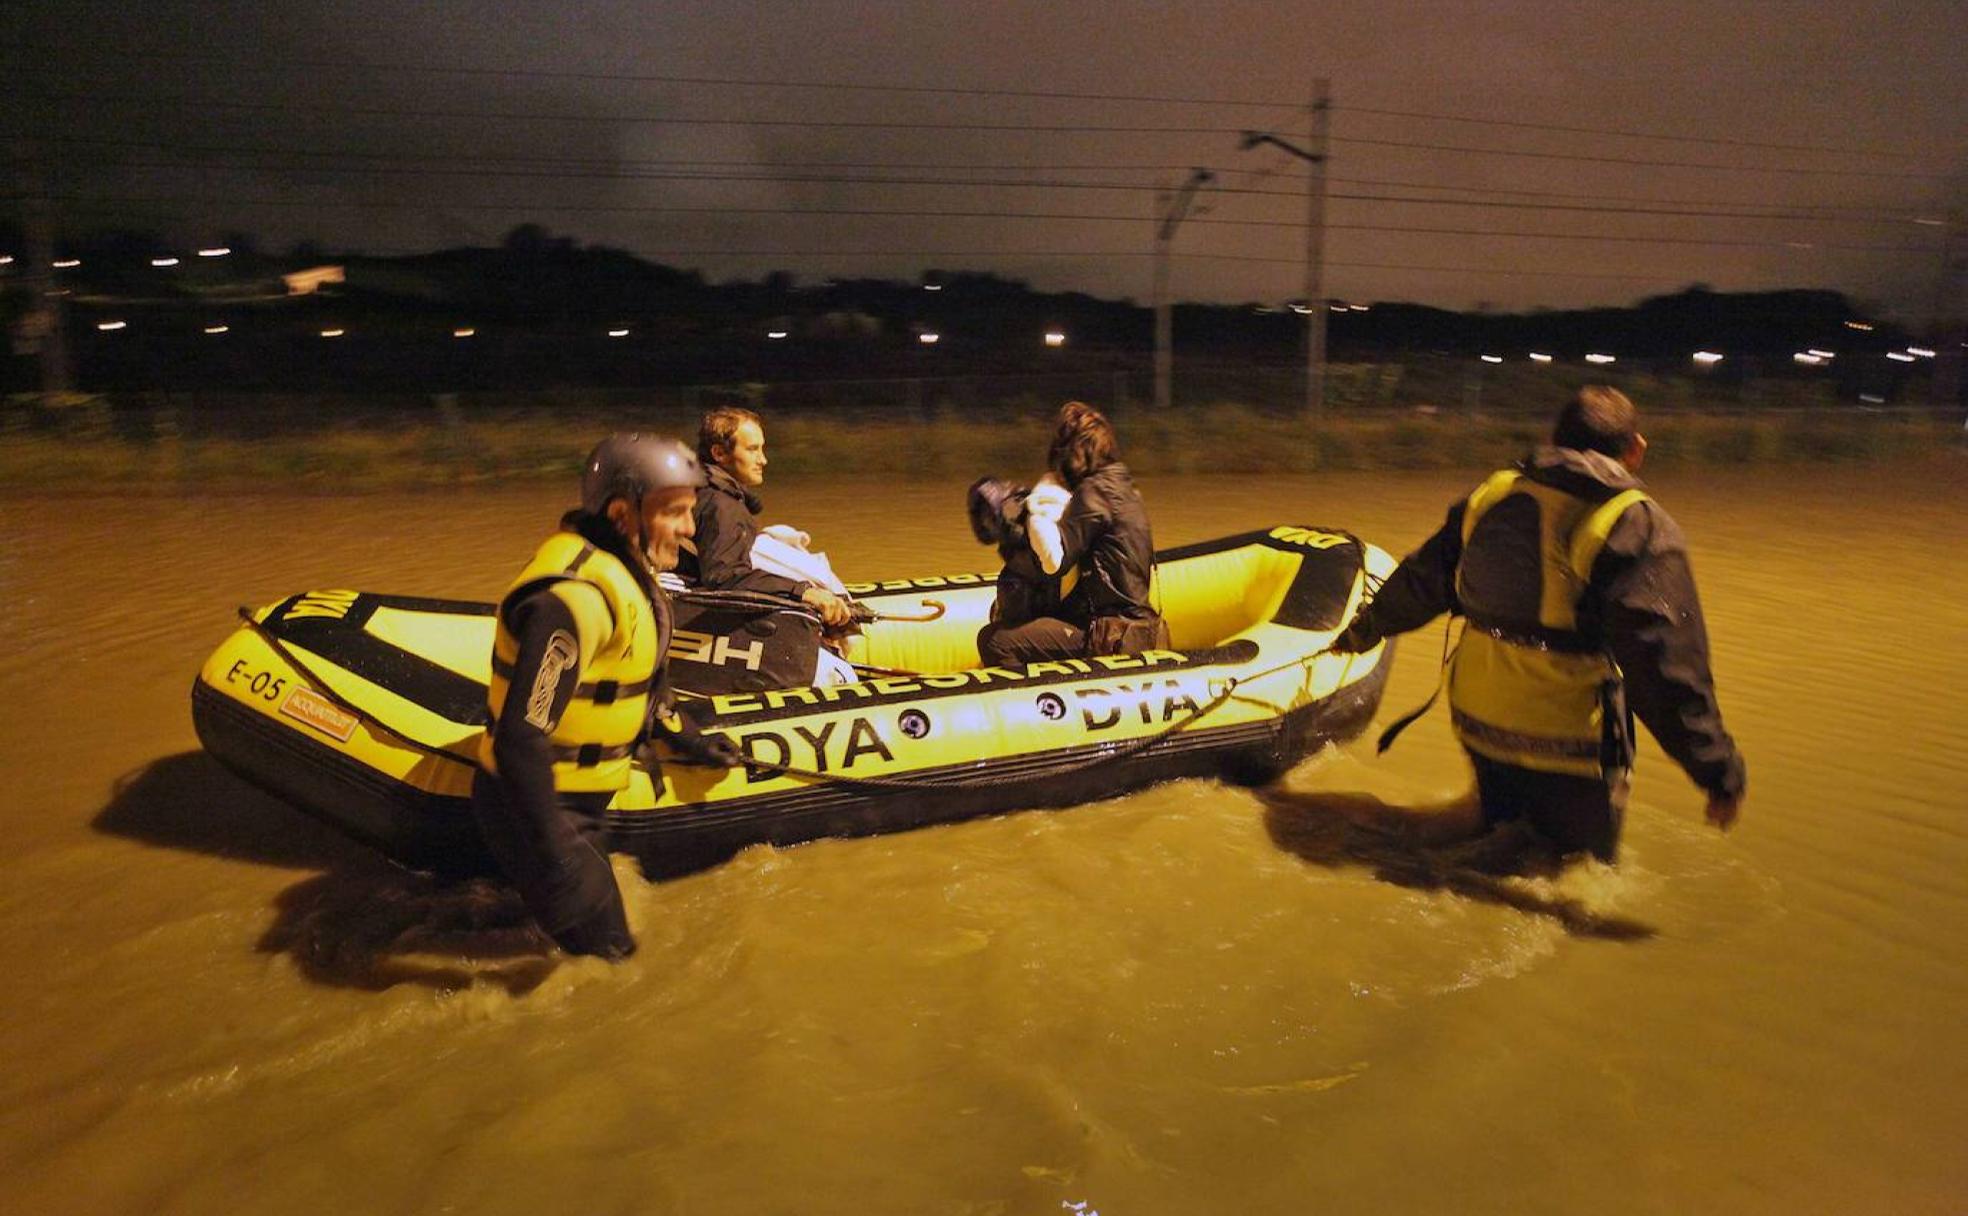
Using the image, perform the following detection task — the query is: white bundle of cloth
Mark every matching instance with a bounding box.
[749,524,849,595]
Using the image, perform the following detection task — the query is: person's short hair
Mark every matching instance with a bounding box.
[697,405,763,466]
[1552,386,1638,458]
[1046,400,1119,487]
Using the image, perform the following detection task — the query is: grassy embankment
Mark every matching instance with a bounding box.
[3,389,1961,492]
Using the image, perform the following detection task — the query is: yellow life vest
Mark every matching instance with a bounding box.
[1446,469,1649,778]
[478,531,663,793]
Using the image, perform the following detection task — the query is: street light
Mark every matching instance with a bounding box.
[1239,91,1332,416]
[1151,166,1214,410]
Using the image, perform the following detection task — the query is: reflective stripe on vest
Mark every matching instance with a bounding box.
[478,531,660,792]
[1449,471,1648,778]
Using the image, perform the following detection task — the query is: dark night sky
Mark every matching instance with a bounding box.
[11,0,1966,317]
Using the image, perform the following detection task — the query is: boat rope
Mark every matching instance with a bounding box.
[712,640,1358,792]
[235,607,482,767]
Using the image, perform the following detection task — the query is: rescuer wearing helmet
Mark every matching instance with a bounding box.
[474,433,741,960]
[1331,387,1745,863]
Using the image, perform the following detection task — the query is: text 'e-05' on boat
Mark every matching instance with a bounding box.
[191,525,1397,877]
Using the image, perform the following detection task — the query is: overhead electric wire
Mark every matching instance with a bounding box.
[10,47,1957,166]
[19,88,1962,182]
[52,158,1933,227]
[1328,134,1967,180]
[1337,104,1957,164]
[4,46,1306,111]
[242,242,1737,281]
[18,91,1254,135]
[45,133,1941,222]
[48,193,1943,254]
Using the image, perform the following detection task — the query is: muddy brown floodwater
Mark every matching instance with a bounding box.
[1,462,1964,1214]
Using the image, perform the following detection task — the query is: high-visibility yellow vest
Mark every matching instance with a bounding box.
[1447,469,1649,778]
[479,531,662,792]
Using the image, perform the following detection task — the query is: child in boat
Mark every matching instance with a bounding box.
[968,474,1069,646]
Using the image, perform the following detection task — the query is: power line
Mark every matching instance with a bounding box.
[22,89,1962,182]
[13,47,1956,165]
[8,47,1305,111]
[18,91,1251,135]
[49,156,1938,226]
[1330,134,1967,181]
[238,243,1741,281]
[46,194,1945,253]
[1339,104,1957,164]
[43,135,1948,218]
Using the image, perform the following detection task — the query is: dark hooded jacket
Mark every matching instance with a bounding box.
[1340,446,1745,799]
[1052,461,1157,625]
[679,465,805,598]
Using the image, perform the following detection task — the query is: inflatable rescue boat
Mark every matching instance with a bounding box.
[192,526,1395,875]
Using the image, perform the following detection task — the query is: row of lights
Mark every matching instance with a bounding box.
[1480,352,1619,364]
[0,249,235,271]
[81,321,1079,348]
[1480,347,1940,368]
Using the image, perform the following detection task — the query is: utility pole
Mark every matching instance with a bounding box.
[1153,167,1214,411]
[17,142,73,398]
[1928,207,1964,418]
[4,27,72,399]
[1240,78,1332,415]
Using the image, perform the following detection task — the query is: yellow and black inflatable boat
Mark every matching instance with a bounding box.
[192,526,1395,875]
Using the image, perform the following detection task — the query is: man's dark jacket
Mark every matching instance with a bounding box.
[679,465,804,598]
[1341,446,1745,800]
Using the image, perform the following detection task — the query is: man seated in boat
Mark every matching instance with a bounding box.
[978,401,1168,665]
[680,406,855,630]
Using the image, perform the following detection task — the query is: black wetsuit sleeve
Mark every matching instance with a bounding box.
[1596,503,1747,799]
[692,490,805,598]
[1345,502,1466,645]
[488,588,585,823]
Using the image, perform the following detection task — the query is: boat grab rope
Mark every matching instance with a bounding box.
[721,641,1356,793]
[234,607,483,767]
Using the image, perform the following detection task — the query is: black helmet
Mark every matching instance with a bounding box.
[966,476,1026,545]
[580,433,705,513]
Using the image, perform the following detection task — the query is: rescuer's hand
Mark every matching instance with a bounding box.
[1704,792,1742,832]
[802,585,855,629]
[675,731,744,768]
[1330,619,1379,654]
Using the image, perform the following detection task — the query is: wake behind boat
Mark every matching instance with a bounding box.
[192,525,1396,875]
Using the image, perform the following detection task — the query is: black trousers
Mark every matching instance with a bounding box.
[1466,749,1628,864]
[976,617,1085,666]
[470,769,635,959]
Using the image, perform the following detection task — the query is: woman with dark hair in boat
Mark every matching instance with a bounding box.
[978,401,1168,665]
